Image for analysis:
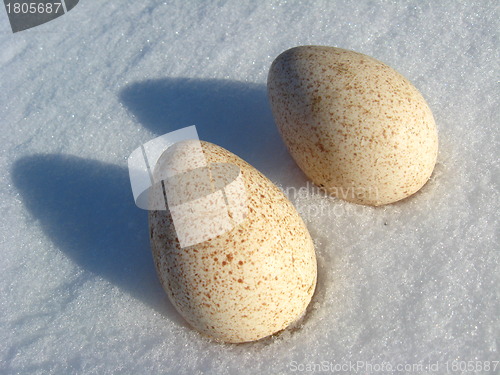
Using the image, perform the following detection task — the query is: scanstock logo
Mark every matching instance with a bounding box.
[4,0,79,33]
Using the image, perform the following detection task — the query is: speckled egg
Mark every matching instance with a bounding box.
[268,46,438,206]
[149,140,317,343]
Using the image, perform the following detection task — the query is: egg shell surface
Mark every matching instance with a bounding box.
[268,45,438,206]
[149,140,317,343]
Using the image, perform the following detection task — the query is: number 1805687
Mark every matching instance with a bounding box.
[5,2,63,14]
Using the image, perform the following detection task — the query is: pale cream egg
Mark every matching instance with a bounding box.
[149,140,317,343]
[268,46,438,206]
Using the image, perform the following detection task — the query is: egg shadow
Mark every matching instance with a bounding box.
[119,77,303,180]
[11,154,185,326]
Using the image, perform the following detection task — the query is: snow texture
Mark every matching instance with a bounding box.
[0,1,498,374]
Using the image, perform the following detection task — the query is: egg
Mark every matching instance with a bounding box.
[268,46,438,206]
[149,140,317,343]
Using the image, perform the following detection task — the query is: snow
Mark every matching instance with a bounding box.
[1,1,498,374]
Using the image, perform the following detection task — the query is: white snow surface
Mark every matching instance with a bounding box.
[0,1,498,374]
